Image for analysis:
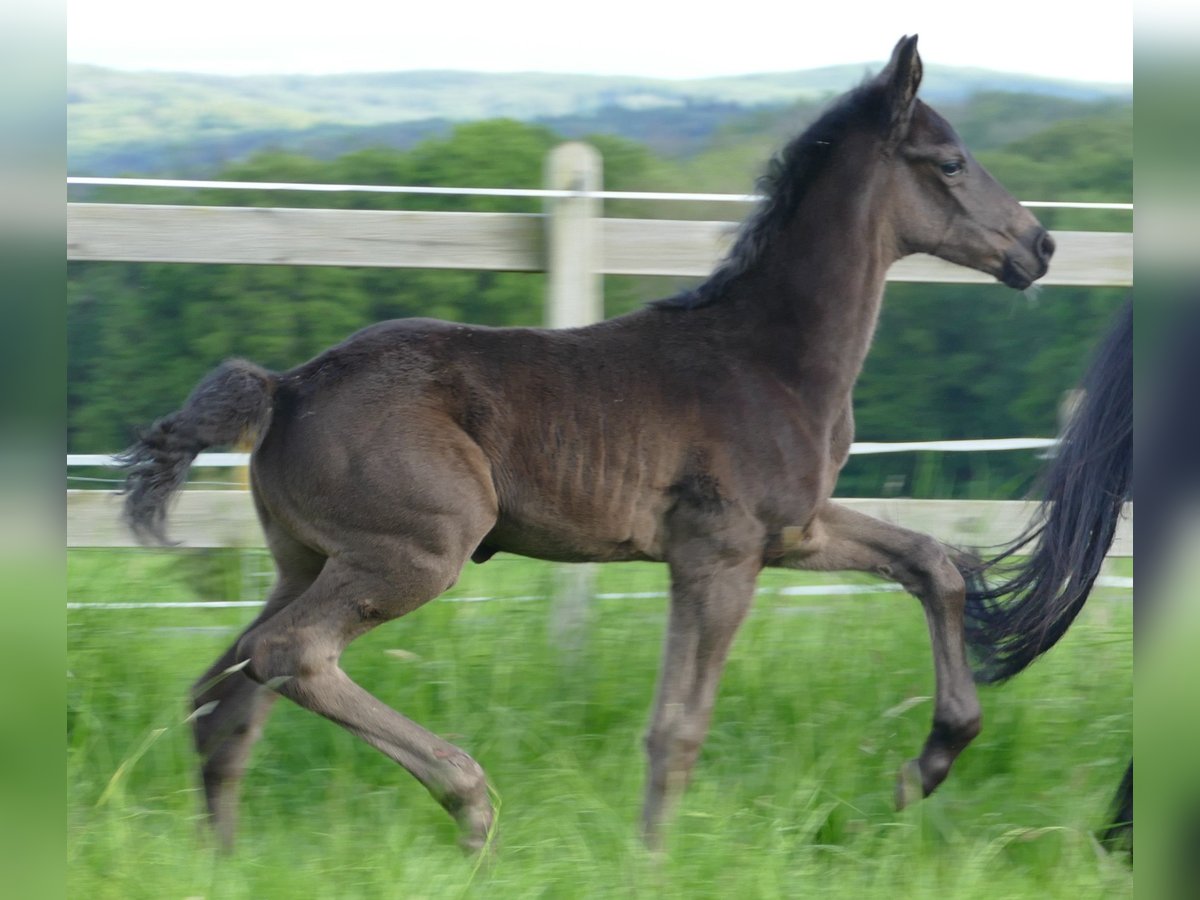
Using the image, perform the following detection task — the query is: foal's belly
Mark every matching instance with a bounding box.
[476,508,663,565]
[475,529,654,565]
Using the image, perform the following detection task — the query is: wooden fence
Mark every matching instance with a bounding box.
[67,205,1131,281]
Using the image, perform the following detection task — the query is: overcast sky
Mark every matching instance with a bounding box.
[68,0,1132,84]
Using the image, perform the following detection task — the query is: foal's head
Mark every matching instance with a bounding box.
[660,35,1054,310]
[870,35,1054,288]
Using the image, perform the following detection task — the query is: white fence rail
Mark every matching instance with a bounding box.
[66,175,1136,210]
[66,438,1059,471]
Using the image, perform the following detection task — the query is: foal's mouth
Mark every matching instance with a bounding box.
[999,229,1055,290]
[999,257,1041,290]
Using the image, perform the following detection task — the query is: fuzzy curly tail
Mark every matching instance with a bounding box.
[117,360,277,545]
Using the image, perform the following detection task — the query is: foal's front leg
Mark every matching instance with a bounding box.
[776,501,982,807]
[641,554,759,849]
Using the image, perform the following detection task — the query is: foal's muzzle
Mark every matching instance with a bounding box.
[1000,227,1055,290]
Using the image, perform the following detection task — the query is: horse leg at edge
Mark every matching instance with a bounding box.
[780,501,982,807]
[641,556,758,849]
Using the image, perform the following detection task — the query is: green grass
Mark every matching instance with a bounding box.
[68,552,1132,898]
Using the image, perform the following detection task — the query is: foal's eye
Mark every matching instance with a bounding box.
[939,161,965,177]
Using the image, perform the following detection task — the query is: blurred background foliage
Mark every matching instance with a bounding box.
[67,80,1130,499]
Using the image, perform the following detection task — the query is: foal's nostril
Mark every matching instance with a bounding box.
[1035,229,1056,264]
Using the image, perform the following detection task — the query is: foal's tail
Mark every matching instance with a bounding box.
[117,360,278,545]
[964,302,1132,684]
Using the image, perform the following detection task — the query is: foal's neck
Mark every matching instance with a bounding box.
[743,173,899,400]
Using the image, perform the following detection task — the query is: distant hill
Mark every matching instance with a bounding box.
[68,63,1130,177]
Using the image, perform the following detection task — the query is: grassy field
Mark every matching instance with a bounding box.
[68,550,1132,898]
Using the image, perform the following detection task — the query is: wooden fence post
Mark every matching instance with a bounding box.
[545,142,603,327]
[544,143,603,652]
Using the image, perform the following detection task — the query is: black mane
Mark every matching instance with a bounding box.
[655,81,889,310]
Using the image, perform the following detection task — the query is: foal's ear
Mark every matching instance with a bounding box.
[878,35,922,144]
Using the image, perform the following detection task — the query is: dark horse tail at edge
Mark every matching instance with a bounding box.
[963,300,1132,850]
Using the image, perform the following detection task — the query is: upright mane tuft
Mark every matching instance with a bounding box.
[655,82,889,310]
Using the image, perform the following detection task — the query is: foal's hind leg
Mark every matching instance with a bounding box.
[235,549,496,852]
[190,550,323,851]
[778,502,982,808]
[191,644,279,851]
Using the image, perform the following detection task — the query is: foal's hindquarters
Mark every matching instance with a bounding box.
[190,401,504,853]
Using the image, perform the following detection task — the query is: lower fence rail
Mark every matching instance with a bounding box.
[66,490,1133,556]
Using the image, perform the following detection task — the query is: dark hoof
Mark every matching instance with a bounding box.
[456,801,496,857]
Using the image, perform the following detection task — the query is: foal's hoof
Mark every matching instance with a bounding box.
[458,831,495,857]
[894,759,925,811]
[455,802,496,857]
